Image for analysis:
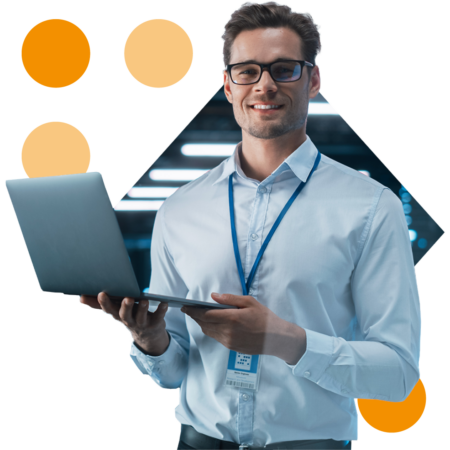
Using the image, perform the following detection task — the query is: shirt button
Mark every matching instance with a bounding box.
[259,186,267,193]
[251,233,258,241]
[242,394,249,401]
[304,371,311,378]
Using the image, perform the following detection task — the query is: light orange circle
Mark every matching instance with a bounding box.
[357,379,426,433]
[22,122,90,178]
[125,19,193,88]
[22,19,90,88]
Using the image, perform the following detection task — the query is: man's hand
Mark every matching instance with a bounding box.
[181,293,306,365]
[80,292,170,356]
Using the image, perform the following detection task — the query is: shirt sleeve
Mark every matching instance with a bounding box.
[287,188,421,402]
[129,202,190,389]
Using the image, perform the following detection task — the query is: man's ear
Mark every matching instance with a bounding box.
[224,70,233,104]
[308,65,321,100]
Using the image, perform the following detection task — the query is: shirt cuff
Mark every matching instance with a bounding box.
[286,328,334,382]
[131,332,173,359]
[131,332,188,388]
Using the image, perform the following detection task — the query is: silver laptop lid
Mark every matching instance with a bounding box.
[6,172,141,298]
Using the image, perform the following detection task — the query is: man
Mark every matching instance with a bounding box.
[82,3,420,449]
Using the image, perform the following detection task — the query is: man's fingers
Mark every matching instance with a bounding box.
[80,295,102,310]
[181,306,235,323]
[88,294,169,341]
[134,300,149,327]
[97,292,121,319]
[210,292,254,308]
[155,301,168,314]
[119,297,136,326]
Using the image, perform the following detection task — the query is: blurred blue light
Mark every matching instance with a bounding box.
[115,200,164,211]
[418,238,428,249]
[409,229,417,242]
[399,186,407,195]
[401,192,412,203]
[405,215,412,225]
[149,169,208,181]
[403,204,412,214]
[182,144,236,157]
[143,287,150,293]
[124,238,152,250]
[128,187,178,198]
[309,103,339,115]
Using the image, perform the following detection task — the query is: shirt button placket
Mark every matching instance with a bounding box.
[238,389,254,445]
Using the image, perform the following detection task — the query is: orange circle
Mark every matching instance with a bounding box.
[357,379,426,433]
[22,19,90,88]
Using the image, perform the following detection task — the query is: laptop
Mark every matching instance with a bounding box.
[6,172,235,310]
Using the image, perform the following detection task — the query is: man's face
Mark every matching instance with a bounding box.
[224,27,320,140]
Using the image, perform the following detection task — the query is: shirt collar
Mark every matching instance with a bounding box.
[212,135,318,186]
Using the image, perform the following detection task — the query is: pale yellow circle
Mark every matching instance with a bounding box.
[22,122,90,178]
[125,19,193,88]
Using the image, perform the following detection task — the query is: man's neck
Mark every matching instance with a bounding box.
[239,129,307,182]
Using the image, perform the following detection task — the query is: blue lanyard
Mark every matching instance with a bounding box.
[228,151,321,296]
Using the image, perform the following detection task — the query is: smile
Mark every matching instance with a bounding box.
[251,104,282,109]
[250,105,283,114]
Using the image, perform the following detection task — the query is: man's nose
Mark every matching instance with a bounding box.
[253,68,278,93]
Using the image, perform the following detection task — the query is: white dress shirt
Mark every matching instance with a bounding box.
[130,136,420,446]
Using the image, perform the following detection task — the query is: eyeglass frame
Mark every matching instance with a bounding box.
[226,59,315,85]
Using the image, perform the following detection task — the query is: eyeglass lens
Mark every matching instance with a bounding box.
[231,61,302,84]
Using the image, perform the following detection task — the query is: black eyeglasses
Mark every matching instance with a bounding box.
[226,60,314,85]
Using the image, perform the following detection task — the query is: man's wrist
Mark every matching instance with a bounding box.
[133,340,153,356]
[133,329,170,357]
[270,321,307,365]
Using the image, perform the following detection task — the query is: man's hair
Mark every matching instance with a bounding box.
[222,2,321,67]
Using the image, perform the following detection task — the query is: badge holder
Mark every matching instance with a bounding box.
[225,351,261,391]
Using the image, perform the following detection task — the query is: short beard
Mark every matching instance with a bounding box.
[246,116,306,140]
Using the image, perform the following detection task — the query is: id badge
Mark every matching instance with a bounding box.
[225,350,261,390]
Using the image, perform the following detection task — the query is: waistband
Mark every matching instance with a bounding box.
[180,425,352,449]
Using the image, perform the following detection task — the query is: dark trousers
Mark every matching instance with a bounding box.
[177,442,195,450]
[177,425,351,450]
[177,439,197,450]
